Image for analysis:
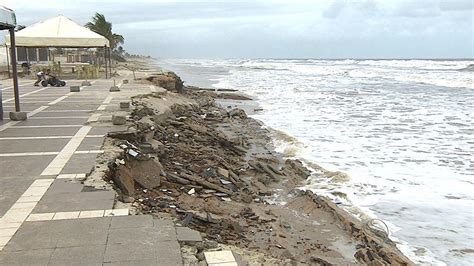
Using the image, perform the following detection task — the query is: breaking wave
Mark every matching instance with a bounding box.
[159,58,474,265]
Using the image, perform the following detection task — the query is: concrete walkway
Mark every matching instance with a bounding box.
[0,78,186,265]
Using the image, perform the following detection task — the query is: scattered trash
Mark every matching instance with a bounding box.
[128,149,139,157]
[220,179,232,185]
[188,188,196,195]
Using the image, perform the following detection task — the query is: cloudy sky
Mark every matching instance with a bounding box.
[2,0,473,58]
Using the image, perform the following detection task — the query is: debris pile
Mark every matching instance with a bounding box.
[103,88,414,265]
[142,71,184,93]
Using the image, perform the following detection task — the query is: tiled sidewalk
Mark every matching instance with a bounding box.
[0,215,182,265]
[0,78,186,265]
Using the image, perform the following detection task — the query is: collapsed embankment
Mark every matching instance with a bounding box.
[99,72,413,265]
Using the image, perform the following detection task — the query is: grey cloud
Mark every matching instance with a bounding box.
[439,0,474,11]
[2,0,472,58]
[395,0,442,17]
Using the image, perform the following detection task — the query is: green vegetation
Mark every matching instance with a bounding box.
[85,13,150,61]
[85,13,124,50]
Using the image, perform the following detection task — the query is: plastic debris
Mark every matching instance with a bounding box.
[220,179,232,185]
[128,149,139,157]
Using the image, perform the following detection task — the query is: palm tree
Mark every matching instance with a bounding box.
[85,13,124,49]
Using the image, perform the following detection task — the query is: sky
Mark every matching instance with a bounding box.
[1,0,473,58]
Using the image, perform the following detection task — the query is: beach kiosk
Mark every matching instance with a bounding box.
[0,5,23,120]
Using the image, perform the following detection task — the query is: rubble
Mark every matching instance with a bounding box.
[176,226,203,242]
[127,159,163,189]
[113,165,135,196]
[102,85,414,265]
[112,113,127,125]
[142,71,184,93]
[227,108,247,119]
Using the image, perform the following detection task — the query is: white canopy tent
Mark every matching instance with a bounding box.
[4,15,112,79]
[5,15,109,47]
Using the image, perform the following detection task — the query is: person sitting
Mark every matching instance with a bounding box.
[33,68,48,86]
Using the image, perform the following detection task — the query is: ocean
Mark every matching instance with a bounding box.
[155,58,474,265]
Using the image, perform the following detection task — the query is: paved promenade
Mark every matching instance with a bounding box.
[0,78,186,265]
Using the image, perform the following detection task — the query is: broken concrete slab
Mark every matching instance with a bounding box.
[112,158,164,194]
[152,90,167,97]
[204,250,237,265]
[112,113,127,125]
[127,159,163,189]
[114,165,135,196]
[69,86,81,92]
[148,139,164,152]
[9,112,27,121]
[108,130,137,141]
[176,227,202,242]
[134,174,160,190]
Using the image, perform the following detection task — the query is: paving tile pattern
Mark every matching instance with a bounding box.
[0,216,182,265]
[32,179,115,213]
[0,80,185,264]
